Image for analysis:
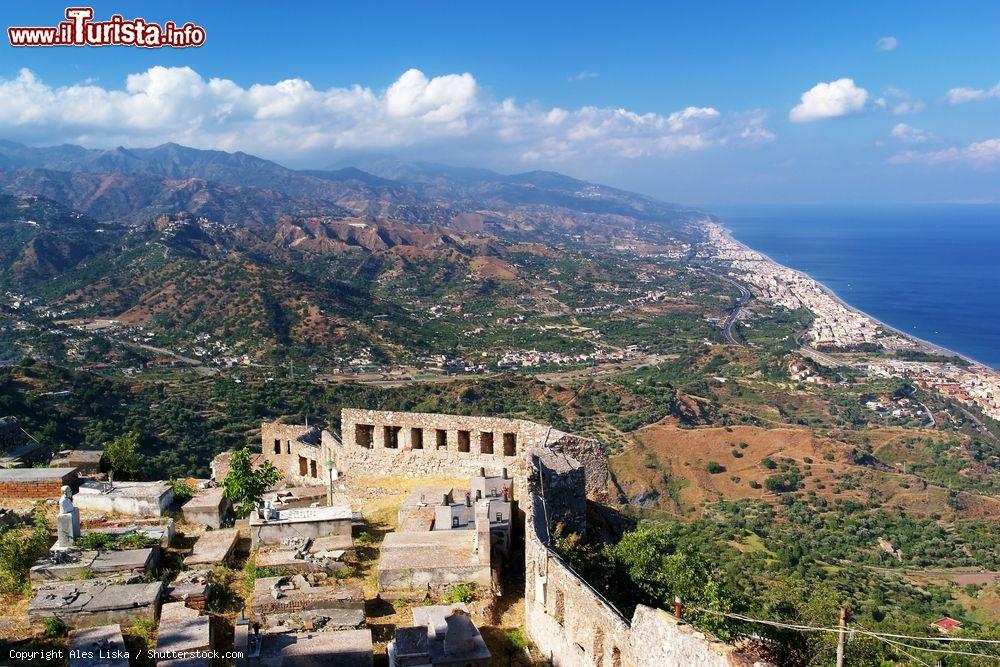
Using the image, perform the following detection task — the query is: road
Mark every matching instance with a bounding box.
[959,406,996,440]
[900,385,936,428]
[131,342,218,376]
[721,282,751,345]
[797,344,843,369]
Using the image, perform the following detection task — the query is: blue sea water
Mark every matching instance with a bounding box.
[709,204,1000,369]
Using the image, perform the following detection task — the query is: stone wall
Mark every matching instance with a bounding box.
[530,448,587,535]
[258,408,767,666]
[260,409,606,505]
[627,605,761,667]
[260,423,326,487]
[522,485,770,667]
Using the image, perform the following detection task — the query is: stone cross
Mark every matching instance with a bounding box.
[54,485,81,549]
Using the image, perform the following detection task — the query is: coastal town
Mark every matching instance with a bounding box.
[702,222,1000,422]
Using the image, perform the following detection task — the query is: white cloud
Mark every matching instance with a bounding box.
[891,99,925,115]
[0,66,775,166]
[875,36,899,52]
[384,69,477,123]
[945,81,1000,105]
[875,86,925,115]
[570,71,600,81]
[789,78,869,122]
[889,138,1000,165]
[890,123,931,144]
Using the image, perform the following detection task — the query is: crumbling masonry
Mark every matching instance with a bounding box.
[262,409,767,667]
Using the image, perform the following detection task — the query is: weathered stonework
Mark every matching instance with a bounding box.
[258,409,767,667]
[260,423,325,487]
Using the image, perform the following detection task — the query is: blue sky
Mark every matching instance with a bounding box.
[2,0,1000,204]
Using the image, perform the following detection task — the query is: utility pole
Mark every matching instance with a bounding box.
[836,605,849,667]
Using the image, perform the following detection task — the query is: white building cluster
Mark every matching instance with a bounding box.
[703,223,904,348]
[703,223,1000,422]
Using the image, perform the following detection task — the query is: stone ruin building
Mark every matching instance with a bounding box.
[262,408,767,667]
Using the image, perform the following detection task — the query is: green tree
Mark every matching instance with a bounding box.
[222,448,282,517]
[103,431,143,480]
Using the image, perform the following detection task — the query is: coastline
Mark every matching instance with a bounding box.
[711,221,991,371]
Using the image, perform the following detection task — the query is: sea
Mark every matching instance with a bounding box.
[708,204,1000,369]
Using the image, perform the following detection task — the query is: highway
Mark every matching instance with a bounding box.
[721,282,751,345]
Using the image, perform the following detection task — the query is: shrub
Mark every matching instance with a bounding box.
[705,461,726,474]
[76,531,156,551]
[170,479,195,504]
[443,583,476,604]
[761,458,777,470]
[505,628,529,652]
[124,617,156,651]
[0,517,51,595]
[76,532,115,550]
[43,617,67,638]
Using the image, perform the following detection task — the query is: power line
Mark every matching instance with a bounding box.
[852,628,1000,663]
[850,629,1000,645]
[690,607,842,634]
[865,632,933,667]
[689,607,1000,661]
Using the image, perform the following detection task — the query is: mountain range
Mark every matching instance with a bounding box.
[0,140,707,364]
[0,140,700,229]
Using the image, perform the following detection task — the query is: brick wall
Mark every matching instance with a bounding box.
[0,470,77,499]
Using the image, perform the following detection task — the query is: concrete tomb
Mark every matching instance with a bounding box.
[165,569,212,610]
[74,480,173,517]
[254,536,350,574]
[180,486,232,529]
[30,547,157,585]
[251,575,364,633]
[183,527,239,567]
[0,466,78,498]
[249,503,352,549]
[377,529,491,594]
[50,450,104,475]
[389,604,491,667]
[236,624,374,667]
[68,624,130,667]
[28,581,162,628]
[155,601,213,667]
